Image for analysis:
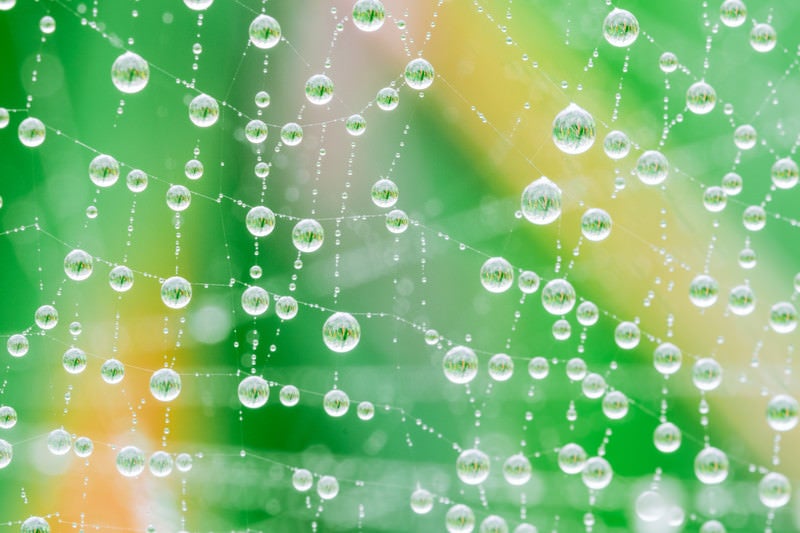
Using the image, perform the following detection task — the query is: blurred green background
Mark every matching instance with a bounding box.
[0,0,799,531]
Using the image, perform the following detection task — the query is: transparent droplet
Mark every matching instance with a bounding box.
[254,162,270,179]
[659,52,678,73]
[89,154,120,187]
[702,186,727,212]
[566,357,587,381]
[254,91,270,108]
[694,447,729,484]
[385,209,409,234]
[576,301,599,326]
[653,422,682,453]
[404,58,435,90]
[603,130,631,159]
[424,329,440,345]
[111,51,149,94]
[603,8,639,47]
[582,456,613,490]
[126,169,148,192]
[686,81,717,115]
[244,119,268,143]
[738,247,757,269]
[184,0,213,10]
[101,358,125,384]
[528,356,549,380]
[356,400,375,421]
[35,305,59,330]
[238,375,269,408]
[161,276,192,309]
[292,218,324,252]
[582,373,607,399]
[502,453,531,486]
[445,504,475,533]
[62,347,87,374]
[552,103,596,155]
[766,394,798,431]
[64,249,93,281]
[719,0,747,27]
[292,468,313,491]
[166,185,191,212]
[552,319,571,340]
[0,406,17,429]
[581,208,612,241]
[521,176,562,225]
[73,436,93,458]
[602,390,629,419]
[689,274,719,308]
[636,150,669,185]
[279,385,300,407]
[305,74,334,105]
[109,265,134,292]
[376,87,399,111]
[275,296,299,320]
[770,157,798,190]
[323,389,350,417]
[769,302,798,333]
[371,178,399,207]
[728,285,755,316]
[345,114,366,136]
[188,93,219,127]
[733,124,757,150]
[480,257,513,293]
[47,428,71,455]
[692,358,722,391]
[742,205,766,231]
[517,270,540,294]
[558,443,587,474]
[245,206,276,237]
[750,23,777,53]
[488,353,514,381]
[175,453,193,472]
[443,346,478,384]
[322,312,361,353]
[20,517,49,533]
[352,0,385,32]
[410,488,434,514]
[541,278,576,315]
[150,368,182,402]
[654,342,682,375]
[249,14,281,49]
[759,472,791,508]
[18,117,45,147]
[149,450,174,477]
[39,15,55,34]
[456,448,490,485]
[721,172,742,196]
[479,516,508,533]
[116,445,146,477]
[280,122,303,146]
[241,286,269,316]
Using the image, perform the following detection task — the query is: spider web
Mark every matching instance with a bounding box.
[0,0,799,532]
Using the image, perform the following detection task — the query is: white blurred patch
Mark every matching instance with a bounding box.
[188,303,231,345]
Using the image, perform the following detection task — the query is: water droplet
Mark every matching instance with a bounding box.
[111,51,149,94]
[603,8,639,47]
[238,375,270,408]
[249,14,281,49]
[552,103,596,155]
